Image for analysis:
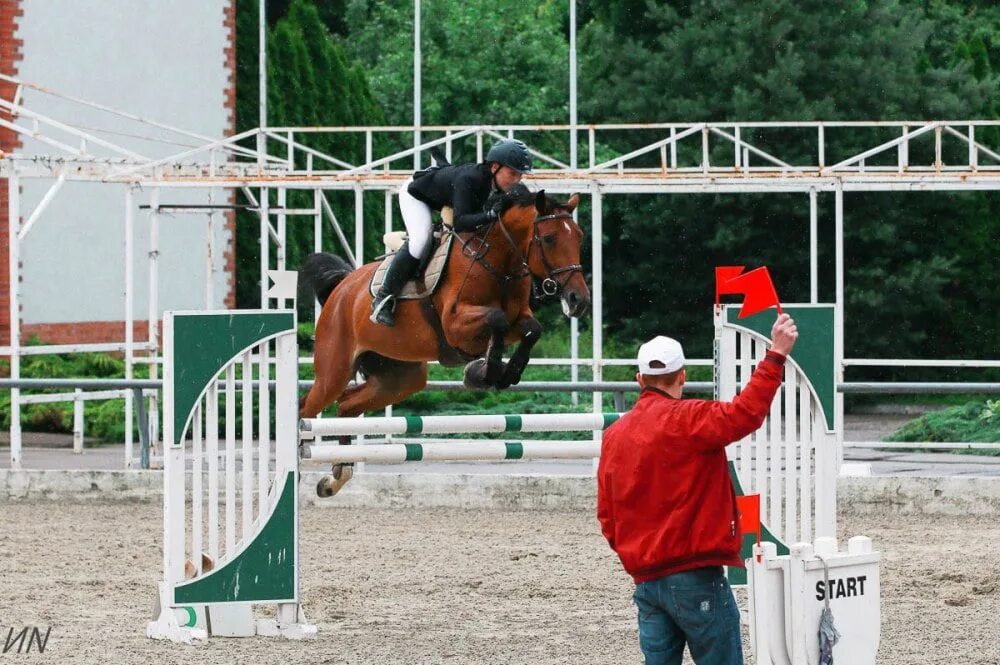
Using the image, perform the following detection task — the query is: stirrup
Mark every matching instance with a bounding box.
[370,295,396,326]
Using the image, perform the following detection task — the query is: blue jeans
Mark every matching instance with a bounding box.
[633,566,743,665]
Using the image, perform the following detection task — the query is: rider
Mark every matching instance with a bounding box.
[370,138,534,326]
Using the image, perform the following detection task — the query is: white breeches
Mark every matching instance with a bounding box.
[398,178,433,259]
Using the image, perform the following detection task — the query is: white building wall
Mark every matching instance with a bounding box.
[15,0,234,326]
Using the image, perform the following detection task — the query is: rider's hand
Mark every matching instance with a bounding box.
[770,313,798,357]
[483,208,500,225]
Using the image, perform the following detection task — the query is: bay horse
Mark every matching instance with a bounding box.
[299,184,590,496]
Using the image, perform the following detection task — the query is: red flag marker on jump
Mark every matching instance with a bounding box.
[715,265,784,318]
[736,493,763,561]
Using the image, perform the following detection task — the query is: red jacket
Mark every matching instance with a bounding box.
[597,351,786,584]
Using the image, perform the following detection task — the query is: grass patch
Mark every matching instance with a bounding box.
[885,400,1000,455]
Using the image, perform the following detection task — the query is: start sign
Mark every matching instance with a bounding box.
[748,536,881,665]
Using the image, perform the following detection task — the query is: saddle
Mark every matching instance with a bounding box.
[368,207,455,300]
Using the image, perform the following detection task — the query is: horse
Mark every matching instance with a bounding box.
[299,184,590,496]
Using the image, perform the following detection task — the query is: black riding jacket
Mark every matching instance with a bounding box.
[406,163,497,232]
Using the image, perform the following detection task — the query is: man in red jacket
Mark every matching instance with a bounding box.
[597,313,798,665]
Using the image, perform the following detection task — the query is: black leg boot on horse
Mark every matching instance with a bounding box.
[370,243,421,326]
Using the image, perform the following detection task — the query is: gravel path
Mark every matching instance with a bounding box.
[0,502,997,664]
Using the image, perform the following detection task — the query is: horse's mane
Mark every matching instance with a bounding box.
[496,183,564,214]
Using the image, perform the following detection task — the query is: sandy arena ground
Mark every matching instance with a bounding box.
[1,501,997,664]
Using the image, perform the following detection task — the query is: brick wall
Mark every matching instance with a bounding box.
[21,320,151,346]
[0,0,23,347]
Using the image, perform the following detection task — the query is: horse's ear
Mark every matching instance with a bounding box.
[565,194,579,212]
[535,190,549,214]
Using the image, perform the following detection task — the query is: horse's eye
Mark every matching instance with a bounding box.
[542,235,556,246]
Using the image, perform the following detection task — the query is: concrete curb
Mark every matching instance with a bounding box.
[0,469,163,501]
[838,475,1000,515]
[2,469,999,514]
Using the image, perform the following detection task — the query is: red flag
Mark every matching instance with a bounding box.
[715,265,783,318]
[736,493,762,560]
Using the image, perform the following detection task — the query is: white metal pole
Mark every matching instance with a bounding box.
[206,153,218,309]
[569,0,580,406]
[124,187,135,469]
[314,188,322,324]
[384,191,393,239]
[354,185,364,267]
[570,317,579,406]
[384,190,394,424]
[570,205,580,405]
[260,186,269,308]
[569,0,577,171]
[206,200,216,310]
[277,186,287,271]
[257,0,267,167]
[148,188,160,454]
[591,187,603,467]
[834,182,845,472]
[354,184,366,455]
[8,175,21,470]
[73,389,84,453]
[413,0,421,171]
[809,188,818,303]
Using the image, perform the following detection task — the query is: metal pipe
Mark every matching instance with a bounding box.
[134,388,150,469]
[18,173,66,241]
[148,188,160,457]
[413,0,421,171]
[569,0,577,171]
[318,192,358,266]
[809,189,818,302]
[591,187,604,454]
[354,185,364,268]
[8,175,21,469]
[73,389,84,453]
[258,0,267,168]
[260,185,269,307]
[838,382,1000,394]
[124,187,135,469]
[314,188,323,324]
[843,358,1000,368]
[844,441,1000,451]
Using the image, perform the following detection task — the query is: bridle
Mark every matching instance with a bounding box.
[450,210,583,302]
[527,212,584,297]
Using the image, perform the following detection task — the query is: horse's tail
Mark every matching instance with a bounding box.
[300,252,354,306]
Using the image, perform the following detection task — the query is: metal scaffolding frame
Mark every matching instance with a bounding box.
[2,74,999,470]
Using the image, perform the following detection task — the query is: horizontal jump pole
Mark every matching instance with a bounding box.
[300,412,622,438]
[301,440,601,464]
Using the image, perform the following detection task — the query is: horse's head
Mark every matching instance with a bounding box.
[496,186,590,318]
[527,191,589,318]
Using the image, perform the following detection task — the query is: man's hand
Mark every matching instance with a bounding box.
[770,313,798,356]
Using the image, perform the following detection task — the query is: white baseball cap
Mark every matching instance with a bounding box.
[637,336,685,375]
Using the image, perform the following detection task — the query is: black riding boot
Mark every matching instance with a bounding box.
[370,245,421,326]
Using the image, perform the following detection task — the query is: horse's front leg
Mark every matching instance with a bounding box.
[495,315,542,390]
[443,305,509,389]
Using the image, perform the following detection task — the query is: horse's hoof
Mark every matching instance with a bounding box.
[332,464,354,482]
[316,465,354,498]
[463,358,491,389]
[316,477,335,498]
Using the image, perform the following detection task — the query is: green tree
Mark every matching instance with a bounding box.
[343,0,572,161]
[235,0,386,308]
[578,0,999,364]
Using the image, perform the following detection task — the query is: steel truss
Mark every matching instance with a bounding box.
[3,74,999,469]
